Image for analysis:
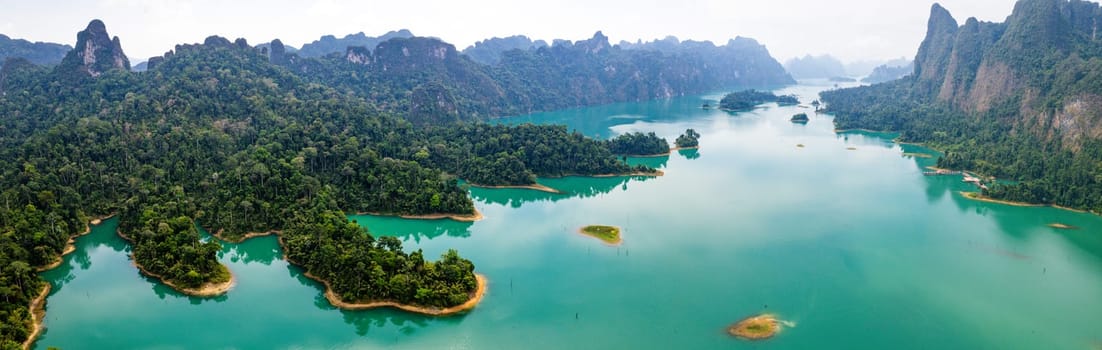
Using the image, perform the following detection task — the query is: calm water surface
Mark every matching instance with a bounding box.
[35,81,1102,349]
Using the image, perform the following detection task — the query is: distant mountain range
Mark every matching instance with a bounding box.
[862,60,914,84]
[462,35,548,65]
[0,33,71,65]
[784,54,848,79]
[296,29,414,58]
[237,30,794,121]
[2,24,794,120]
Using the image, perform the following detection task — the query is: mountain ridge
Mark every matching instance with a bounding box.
[821,0,1102,211]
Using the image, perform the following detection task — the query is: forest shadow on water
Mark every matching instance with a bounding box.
[869,132,1102,267]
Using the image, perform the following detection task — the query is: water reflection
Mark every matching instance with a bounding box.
[880,133,1102,265]
[495,94,726,139]
[678,148,701,160]
[41,217,128,291]
[223,236,283,265]
[348,216,474,242]
[339,310,433,337]
[470,176,652,208]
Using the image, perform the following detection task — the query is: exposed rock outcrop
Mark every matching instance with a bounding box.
[345,46,371,65]
[58,19,130,76]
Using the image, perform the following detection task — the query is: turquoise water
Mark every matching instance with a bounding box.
[35,81,1102,349]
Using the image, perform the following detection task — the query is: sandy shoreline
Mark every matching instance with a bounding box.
[279,236,487,316]
[358,207,484,222]
[21,283,50,350]
[468,183,563,194]
[293,255,487,316]
[625,145,700,157]
[902,152,934,158]
[834,128,891,133]
[960,192,1096,215]
[728,314,781,340]
[116,229,235,297]
[37,214,116,272]
[213,229,280,243]
[25,215,116,348]
[282,234,489,316]
[577,226,623,246]
[671,145,700,152]
[587,170,666,178]
[1047,223,1079,230]
[620,152,671,158]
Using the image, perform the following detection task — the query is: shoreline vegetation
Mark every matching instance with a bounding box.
[212,229,279,244]
[21,284,49,350]
[277,235,487,316]
[960,192,1094,215]
[468,183,563,194]
[578,225,623,245]
[728,314,781,340]
[116,229,236,297]
[308,270,487,315]
[556,170,666,178]
[902,152,934,158]
[26,215,115,349]
[620,145,702,158]
[839,127,1100,216]
[36,214,116,272]
[357,207,484,222]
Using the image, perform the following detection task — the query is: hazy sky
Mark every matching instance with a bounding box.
[1,0,1019,63]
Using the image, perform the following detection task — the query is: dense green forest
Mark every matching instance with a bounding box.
[719,90,800,111]
[822,80,1102,211]
[606,132,670,156]
[821,1,1102,213]
[0,21,665,348]
[283,202,478,307]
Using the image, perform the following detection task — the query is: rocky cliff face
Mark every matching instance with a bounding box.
[908,0,1102,149]
[345,46,372,65]
[373,37,459,72]
[58,19,130,76]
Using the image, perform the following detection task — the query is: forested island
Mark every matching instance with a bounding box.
[821,1,1102,213]
[675,129,701,149]
[0,20,723,348]
[607,132,671,156]
[719,90,800,111]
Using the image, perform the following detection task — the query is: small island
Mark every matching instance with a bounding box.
[675,128,701,149]
[728,314,781,340]
[578,225,622,245]
[1047,223,1079,230]
[790,113,809,123]
[719,90,800,111]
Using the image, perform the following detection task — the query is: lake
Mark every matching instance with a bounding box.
[34,81,1102,349]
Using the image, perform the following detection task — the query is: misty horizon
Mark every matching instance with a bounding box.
[0,0,1019,64]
